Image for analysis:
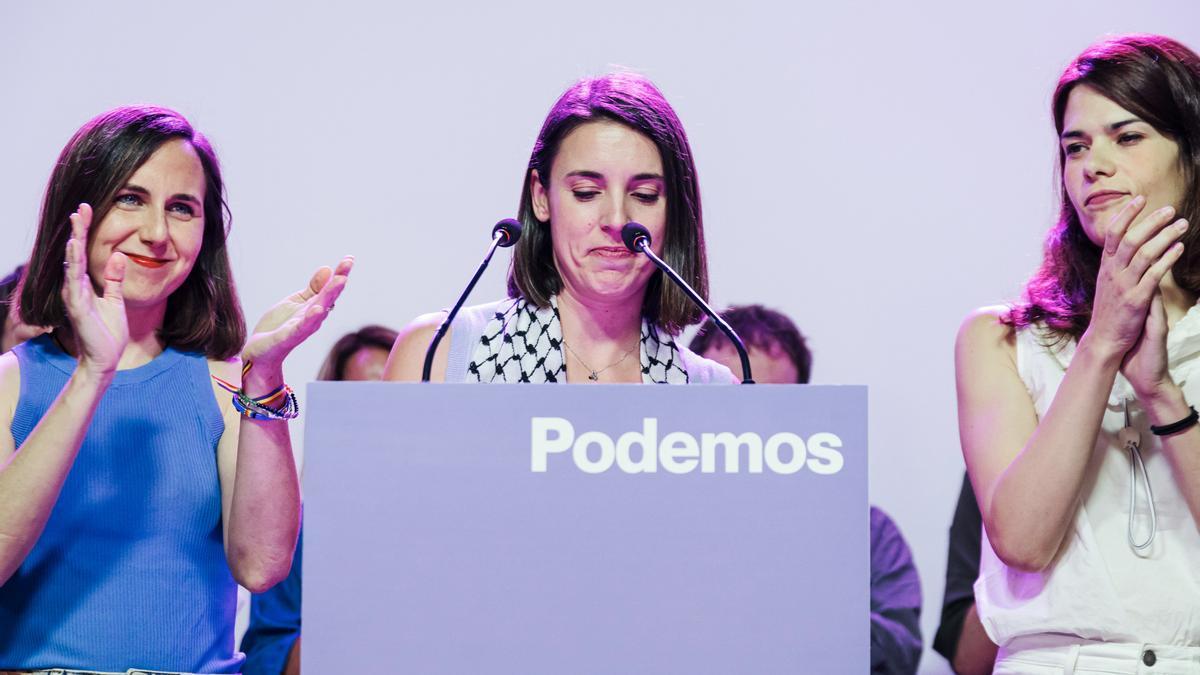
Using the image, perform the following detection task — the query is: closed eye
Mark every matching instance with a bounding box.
[1118,132,1145,145]
[572,190,601,201]
[632,192,660,205]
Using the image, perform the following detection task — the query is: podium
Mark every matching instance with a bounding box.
[303,383,867,673]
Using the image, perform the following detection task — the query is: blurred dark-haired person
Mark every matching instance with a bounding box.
[0,265,46,352]
[240,324,398,675]
[689,303,811,383]
[957,35,1200,672]
[690,305,922,674]
[386,72,731,385]
[932,474,996,675]
[0,106,351,673]
[316,324,398,382]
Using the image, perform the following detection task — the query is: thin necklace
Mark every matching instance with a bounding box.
[562,338,638,382]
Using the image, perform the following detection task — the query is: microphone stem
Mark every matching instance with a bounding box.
[637,242,755,384]
[422,233,505,382]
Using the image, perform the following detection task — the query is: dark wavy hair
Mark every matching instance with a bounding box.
[689,304,812,384]
[1008,35,1200,340]
[316,324,399,381]
[19,105,245,359]
[507,72,709,334]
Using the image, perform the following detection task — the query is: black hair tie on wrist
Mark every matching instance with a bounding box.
[1150,406,1200,436]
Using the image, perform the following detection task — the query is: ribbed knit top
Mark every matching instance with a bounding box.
[0,334,243,673]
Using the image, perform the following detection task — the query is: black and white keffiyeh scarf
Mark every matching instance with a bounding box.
[466,296,689,384]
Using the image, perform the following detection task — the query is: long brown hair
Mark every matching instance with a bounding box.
[1009,35,1200,340]
[19,105,246,359]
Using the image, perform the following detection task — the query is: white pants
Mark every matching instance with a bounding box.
[994,635,1200,674]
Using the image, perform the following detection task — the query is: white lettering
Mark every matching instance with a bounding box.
[573,431,616,474]
[530,417,574,472]
[660,431,700,474]
[700,432,763,473]
[529,419,846,476]
[615,418,658,473]
[806,432,845,475]
[764,432,807,474]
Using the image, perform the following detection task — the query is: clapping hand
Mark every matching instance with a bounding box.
[1089,196,1188,398]
[241,256,354,381]
[61,203,128,377]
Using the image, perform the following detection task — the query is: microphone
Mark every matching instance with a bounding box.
[621,222,754,384]
[422,219,523,382]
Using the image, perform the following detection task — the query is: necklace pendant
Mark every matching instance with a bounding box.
[589,371,599,381]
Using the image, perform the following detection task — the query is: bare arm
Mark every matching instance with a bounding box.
[951,604,998,675]
[956,308,1118,571]
[383,312,450,382]
[958,197,1186,572]
[218,257,352,592]
[0,204,127,584]
[0,358,113,584]
[213,358,301,593]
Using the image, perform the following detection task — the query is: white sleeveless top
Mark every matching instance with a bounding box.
[975,310,1200,646]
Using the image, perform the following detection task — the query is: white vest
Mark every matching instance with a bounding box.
[976,311,1200,646]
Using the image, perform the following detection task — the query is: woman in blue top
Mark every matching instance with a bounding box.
[0,106,351,673]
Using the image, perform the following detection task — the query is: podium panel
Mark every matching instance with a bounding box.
[303,383,867,673]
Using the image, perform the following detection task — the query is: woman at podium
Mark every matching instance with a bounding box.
[0,106,351,673]
[956,35,1200,672]
[385,72,733,385]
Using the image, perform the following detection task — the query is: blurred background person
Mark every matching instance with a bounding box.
[932,475,995,675]
[0,265,46,353]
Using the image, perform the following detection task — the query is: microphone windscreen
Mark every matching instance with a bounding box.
[493,219,523,247]
[621,222,651,252]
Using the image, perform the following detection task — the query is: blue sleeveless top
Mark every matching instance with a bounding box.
[0,335,243,673]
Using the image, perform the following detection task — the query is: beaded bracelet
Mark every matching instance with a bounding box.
[211,361,300,421]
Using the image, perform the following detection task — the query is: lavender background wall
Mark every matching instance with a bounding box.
[2,2,1197,671]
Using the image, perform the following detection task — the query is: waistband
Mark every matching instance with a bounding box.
[1000,634,1200,671]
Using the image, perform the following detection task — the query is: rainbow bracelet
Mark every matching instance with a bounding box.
[212,361,300,421]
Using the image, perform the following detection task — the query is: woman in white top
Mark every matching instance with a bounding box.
[957,35,1200,673]
[385,72,733,385]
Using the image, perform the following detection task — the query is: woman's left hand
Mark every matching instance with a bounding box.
[1121,289,1179,401]
[242,256,354,376]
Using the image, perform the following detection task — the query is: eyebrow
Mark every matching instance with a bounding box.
[630,173,664,183]
[1060,118,1144,140]
[121,183,202,205]
[563,170,665,183]
[565,170,605,181]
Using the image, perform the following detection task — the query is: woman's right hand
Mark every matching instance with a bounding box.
[1083,195,1187,360]
[61,203,128,377]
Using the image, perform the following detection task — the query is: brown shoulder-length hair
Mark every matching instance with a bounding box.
[507,72,709,334]
[316,324,399,381]
[1008,34,1200,340]
[19,105,245,359]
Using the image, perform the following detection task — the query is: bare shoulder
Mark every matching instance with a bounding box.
[384,311,450,382]
[956,305,1017,361]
